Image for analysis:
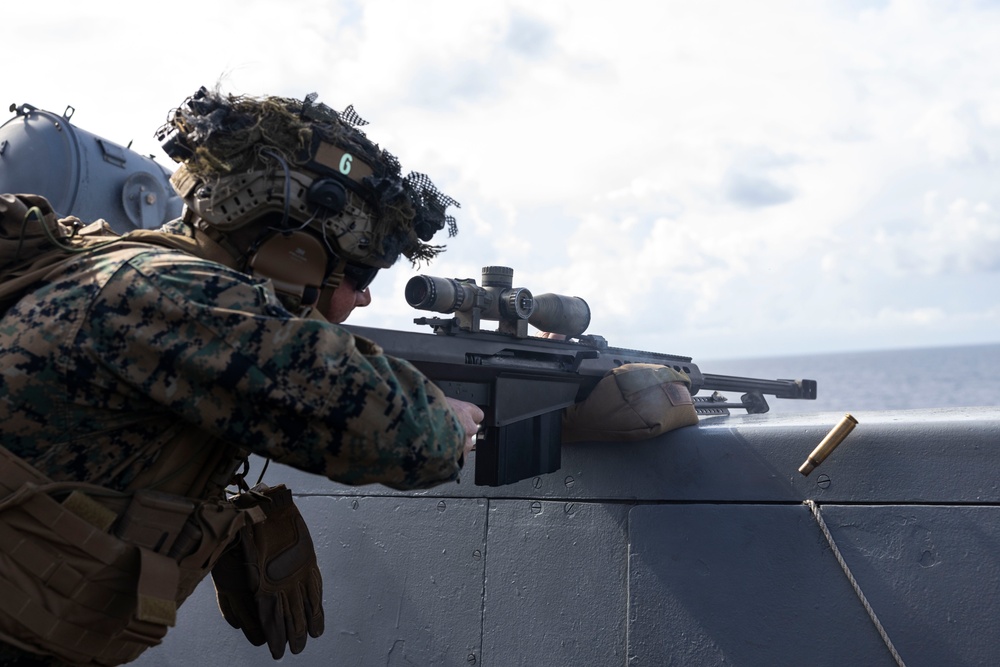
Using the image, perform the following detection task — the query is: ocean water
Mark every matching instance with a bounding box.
[700,342,1000,414]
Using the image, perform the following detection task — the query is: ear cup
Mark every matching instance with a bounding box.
[306,179,347,212]
[250,231,330,307]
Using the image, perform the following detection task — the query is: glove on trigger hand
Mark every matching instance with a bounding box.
[210,483,324,659]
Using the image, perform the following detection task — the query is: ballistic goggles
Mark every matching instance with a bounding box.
[342,261,379,292]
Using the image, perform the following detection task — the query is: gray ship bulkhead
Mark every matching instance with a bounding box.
[134,406,1000,667]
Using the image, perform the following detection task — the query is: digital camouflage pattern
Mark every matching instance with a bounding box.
[0,240,465,494]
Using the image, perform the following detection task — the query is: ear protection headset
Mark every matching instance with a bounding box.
[248,176,352,313]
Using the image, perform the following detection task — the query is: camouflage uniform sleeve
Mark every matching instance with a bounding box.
[78,250,465,490]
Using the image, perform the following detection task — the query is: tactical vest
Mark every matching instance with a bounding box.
[0,194,262,665]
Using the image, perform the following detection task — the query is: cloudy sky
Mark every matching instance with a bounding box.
[5,0,999,360]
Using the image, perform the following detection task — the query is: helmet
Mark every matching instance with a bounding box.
[156,87,458,308]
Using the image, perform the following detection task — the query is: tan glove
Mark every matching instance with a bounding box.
[210,484,324,659]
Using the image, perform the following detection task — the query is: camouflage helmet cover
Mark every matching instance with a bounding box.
[157,87,458,268]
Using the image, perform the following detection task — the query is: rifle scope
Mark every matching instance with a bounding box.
[404,266,591,337]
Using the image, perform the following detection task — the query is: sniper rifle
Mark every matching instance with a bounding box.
[343,266,816,486]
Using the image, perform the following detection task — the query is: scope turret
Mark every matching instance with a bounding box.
[405,266,590,338]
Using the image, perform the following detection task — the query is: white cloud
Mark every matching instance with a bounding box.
[4,0,1000,358]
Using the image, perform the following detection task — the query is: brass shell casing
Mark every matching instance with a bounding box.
[799,413,858,476]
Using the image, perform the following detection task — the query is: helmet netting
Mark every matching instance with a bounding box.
[156,86,459,266]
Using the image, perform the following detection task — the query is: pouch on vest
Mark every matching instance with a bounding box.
[1,193,117,316]
[561,363,699,443]
[0,444,255,667]
[0,193,74,265]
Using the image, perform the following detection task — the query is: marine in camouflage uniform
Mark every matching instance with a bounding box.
[0,88,477,666]
[0,238,465,493]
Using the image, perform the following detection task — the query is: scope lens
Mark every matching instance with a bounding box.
[404,276,432,307]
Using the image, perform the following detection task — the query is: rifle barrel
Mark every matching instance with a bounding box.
[700,374,817,400]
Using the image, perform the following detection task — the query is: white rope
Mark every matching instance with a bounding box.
[805,499,907,667]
